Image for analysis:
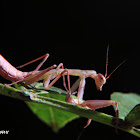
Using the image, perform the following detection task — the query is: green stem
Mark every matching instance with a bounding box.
[129,128,140,137]
[0,84,139,138]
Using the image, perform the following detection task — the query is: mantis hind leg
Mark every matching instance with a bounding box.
[16,53,50,71]
[5,65,57,87]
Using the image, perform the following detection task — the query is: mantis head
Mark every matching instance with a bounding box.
[94,46,126,91]
[94,73,106,91]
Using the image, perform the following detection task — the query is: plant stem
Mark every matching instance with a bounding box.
[0,84,139,138]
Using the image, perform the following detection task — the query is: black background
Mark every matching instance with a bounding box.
[1,0,140,139]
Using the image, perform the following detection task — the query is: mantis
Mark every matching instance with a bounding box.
[0,48,115,104]
[0,48,124,128]
[0,48,124,101]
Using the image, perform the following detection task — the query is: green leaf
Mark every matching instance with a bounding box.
[19,83,79,132]
[27,102,79,132]
[125,104,140,126]
[111,92,140,120]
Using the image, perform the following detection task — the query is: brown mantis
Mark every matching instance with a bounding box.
[0,48,115,104]
[0,47,125,128]
[0,53,105,96]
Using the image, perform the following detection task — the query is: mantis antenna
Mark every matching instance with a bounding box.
[104,46,127,79]
[106,59,127,79]
[105,45,109,78]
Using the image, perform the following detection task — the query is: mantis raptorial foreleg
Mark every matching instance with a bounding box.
[70,78,80,93]
[63,71,119,128]
[77,76,86,104]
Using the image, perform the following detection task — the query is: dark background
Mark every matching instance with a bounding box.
[1,0,140,139]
